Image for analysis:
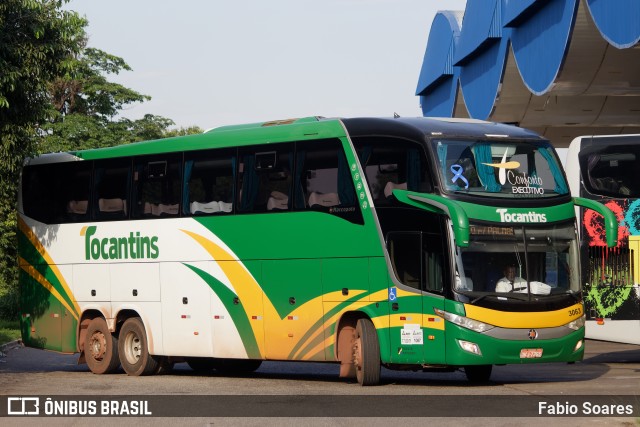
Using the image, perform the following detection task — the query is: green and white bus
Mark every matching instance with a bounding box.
[18,116,616,385]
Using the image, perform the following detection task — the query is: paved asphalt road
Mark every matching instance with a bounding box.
[0,339,639,426]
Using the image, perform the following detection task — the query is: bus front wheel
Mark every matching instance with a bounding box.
[353,318,381,386]
[464,365,492,383]
[85,317,120,374]
[118,317,159,376]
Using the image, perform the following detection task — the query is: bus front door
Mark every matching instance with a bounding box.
[386,231,447,365]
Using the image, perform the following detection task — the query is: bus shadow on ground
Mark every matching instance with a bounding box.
[168,361,611,387]
[583,347,640,364]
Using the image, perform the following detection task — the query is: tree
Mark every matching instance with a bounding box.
[40,46,202,153]
[0,0,86,318]
[0,1,202,319]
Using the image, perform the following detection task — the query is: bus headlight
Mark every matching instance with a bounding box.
[573,339,584,352]
[434,308,495,333]
[458,340,482,355]
[565,315,586,331]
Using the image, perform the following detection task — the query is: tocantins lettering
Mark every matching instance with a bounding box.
[496,208,547,223]
[83,226,159,260]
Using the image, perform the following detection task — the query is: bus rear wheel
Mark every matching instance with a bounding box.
[353,318,381,386]
[118,317,159,376]
[85,317,120,374]
[464,365,492,383]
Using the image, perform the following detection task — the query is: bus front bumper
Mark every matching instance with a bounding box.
[444,325,585,366]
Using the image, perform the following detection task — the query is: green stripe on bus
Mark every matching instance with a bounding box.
[184,263,261,359]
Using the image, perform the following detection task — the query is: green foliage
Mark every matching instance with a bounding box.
[0,0,86,321]
[0,319,20,345]
[40,113,203,153]
[49,47,150,119]
[0,2,204,320]
[0,0,86,172]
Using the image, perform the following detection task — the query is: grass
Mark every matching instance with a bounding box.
[0,319,20,346]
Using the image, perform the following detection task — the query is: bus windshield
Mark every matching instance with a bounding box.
[431,139,569,198]
[579,143,640,198]
[454,221,580,299]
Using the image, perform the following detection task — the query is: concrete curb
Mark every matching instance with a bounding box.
[0,339,23,354]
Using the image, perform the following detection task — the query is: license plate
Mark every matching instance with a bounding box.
[520,348,543,358]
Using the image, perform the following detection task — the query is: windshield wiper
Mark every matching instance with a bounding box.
[470,293,521,304]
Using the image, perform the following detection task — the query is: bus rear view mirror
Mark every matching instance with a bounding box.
[255,151,277,171]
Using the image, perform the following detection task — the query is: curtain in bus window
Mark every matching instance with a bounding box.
[230,155,237,206]
[539,147,568,194]
[407,148,421,192]
[132,163,144,216]
[528,168,541,189]
[436,143,451,190]
[293,150,306,209]
[240,154,259,211]
[474,143,501,192]
[93,167,104,215]
[183,160,193,215]
[357,146,373,167]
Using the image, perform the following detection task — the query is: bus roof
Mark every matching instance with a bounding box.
[36,116,544,163]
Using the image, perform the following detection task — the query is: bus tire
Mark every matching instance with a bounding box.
[118,317,159,376]
[464,365,492,383]
[354,318,381,386]
[85,317,120,374]
[153,357,174,375]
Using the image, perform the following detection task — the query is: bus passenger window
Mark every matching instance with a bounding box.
[293,139,362,224]
[63,162,92,222]
[183,149,235,215]
[353,137,431,205]
[237,144,293,213]
[94,159,131,220]
[24,161,94,224]
[132,154,182,218]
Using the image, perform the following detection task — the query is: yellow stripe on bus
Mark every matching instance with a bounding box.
[289,291,367,360]
[464,302,583,328]
[18,217,81,318]
[19,257,79,321]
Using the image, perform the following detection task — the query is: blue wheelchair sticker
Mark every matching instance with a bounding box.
[388,287,397,301]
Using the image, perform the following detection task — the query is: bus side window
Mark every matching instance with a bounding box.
[422,233,444,293]
[22,164,57,224]
[93,159,131,221]
[387,232,422,291]
[353,137,431,205]
[294,139,362,224]
[22,161,93,224]
[183,149,235,216]
[237,143,293,214]
[63,161,92,222]
[132,154,182,218]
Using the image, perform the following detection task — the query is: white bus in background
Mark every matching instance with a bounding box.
[565,134,640,345]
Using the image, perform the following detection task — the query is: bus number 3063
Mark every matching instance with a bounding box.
[569,307,582,317]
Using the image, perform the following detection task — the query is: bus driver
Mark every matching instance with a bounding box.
[496,263,552,295]
[496,264,527,293]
